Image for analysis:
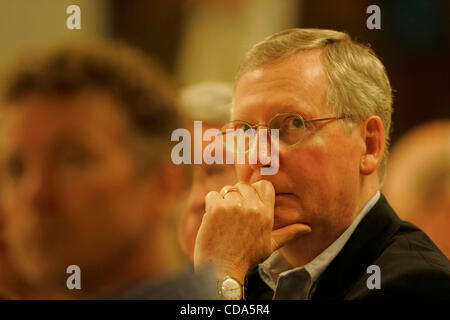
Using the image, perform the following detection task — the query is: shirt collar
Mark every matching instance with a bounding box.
[258,191,381,297]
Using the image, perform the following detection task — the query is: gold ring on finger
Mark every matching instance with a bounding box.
[221,187,239,197]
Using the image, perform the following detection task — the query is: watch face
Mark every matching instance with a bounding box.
[220,277,242,300]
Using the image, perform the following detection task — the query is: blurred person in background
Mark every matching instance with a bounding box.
[383,120,450,258]
[0,41,215,299]
[177,81,237,261]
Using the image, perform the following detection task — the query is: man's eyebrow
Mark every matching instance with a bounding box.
[234,101,316,122]
[265,103,314,119]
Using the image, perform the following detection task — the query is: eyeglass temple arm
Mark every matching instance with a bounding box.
[305,114,353,124]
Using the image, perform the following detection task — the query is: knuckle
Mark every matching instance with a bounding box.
[208,201,225,215]
[229,201,243,212]
[247,206,260,215]
[215,201,227,212]
[205,191,217,201]
[260,179,273,190]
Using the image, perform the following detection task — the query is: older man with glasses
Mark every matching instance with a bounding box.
[194,28,450,300]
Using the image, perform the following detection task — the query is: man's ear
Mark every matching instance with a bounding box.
[360,116,385,175]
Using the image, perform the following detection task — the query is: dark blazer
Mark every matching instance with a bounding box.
[245,194,450,299]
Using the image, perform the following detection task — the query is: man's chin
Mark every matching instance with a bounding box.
[15,248,72,285]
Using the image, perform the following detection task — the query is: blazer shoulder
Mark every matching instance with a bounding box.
[384,219,450,272]
[347,221,450,299]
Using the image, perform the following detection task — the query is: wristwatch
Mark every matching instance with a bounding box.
[218,276,244,300]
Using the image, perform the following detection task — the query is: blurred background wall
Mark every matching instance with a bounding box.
[0,0,110,72]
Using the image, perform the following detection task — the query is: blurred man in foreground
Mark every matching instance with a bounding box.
[177,81,237,261]
[194,28,450,299]
[0,42,215,299]
[383,120,450,258]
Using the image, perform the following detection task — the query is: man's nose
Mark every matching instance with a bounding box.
[248,127,273,172]
[26,166,57,211]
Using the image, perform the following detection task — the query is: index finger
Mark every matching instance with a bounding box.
[235,182,261,207]
[251,180,275,207]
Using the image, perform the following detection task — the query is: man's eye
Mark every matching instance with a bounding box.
[291,118,304,129]
[235,123,251,134]
[5,157,25,180]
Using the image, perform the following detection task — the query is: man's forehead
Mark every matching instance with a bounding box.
[233,51,329,121]
[238,48,326,85]
[5,92,126,125]
[1,93,130,145]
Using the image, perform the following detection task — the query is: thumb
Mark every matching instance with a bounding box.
[271,224,311,251]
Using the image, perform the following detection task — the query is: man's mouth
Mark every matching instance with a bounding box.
[275,192,295,197]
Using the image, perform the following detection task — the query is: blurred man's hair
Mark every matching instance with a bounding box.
[237,28,393,184]
[179,81,233,124]
[0,40,182,174]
